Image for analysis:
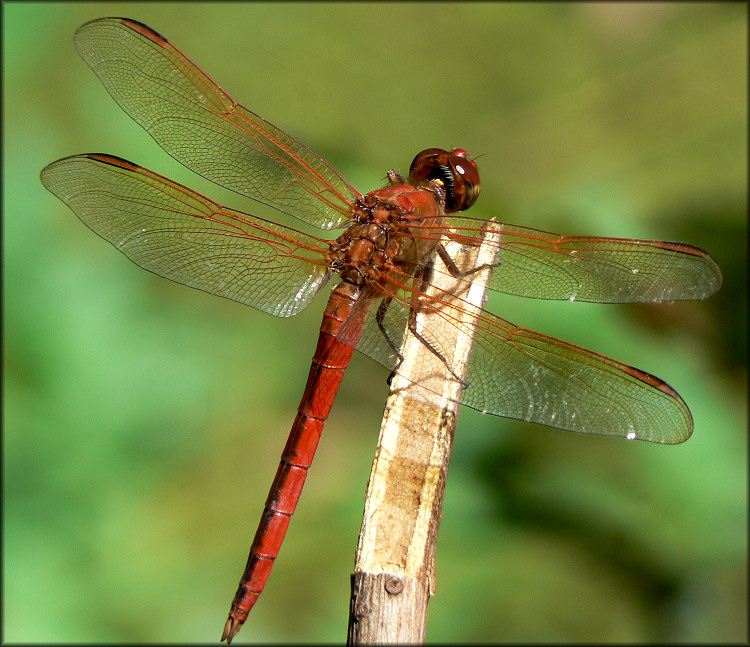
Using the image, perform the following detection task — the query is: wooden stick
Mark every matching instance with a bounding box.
[348,220,501,644]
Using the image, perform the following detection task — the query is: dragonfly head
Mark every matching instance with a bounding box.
[408,148,480,213]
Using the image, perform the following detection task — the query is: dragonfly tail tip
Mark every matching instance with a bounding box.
[221,616,241,644]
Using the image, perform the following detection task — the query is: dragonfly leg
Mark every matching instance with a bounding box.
[403,268,471,390]
[436,243,500,278]
[376,295,405,384]
[405,305,470,389]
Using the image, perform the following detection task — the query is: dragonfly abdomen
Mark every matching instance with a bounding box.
[222,281,366,642]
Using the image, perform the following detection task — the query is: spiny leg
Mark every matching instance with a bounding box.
[376,295,405,385]
[404,263,471,389]
[436,243,500,279]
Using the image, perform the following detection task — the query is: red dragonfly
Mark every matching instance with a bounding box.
[41,18,721,643]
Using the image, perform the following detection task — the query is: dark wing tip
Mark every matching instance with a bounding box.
[621,363,694,444]
[41,154,141,184]
[75,17,169,47]
[84,153,141,171]
[656,240,723,296]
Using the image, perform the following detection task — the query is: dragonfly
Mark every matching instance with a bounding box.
[41,17,722,643]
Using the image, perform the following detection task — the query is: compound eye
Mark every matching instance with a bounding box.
[408,148,481,212]
[448,149,480,211]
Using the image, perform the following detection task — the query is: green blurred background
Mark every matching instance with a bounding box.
[4,2,746,642]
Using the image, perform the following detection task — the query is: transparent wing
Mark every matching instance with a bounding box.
[355,279,692,444]
[73,18,360,230]
[407,217,723,303]
[41,154,332,317]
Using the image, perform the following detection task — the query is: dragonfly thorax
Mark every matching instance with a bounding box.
[327,195,407,287]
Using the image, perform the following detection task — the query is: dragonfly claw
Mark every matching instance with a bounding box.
[221,617,242,644]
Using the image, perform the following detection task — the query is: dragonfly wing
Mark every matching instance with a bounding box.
[355,283,692,444]
[41,154,332,317]
[73,18,360,230]
[443,218,722,303]
[461,307,692,443]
